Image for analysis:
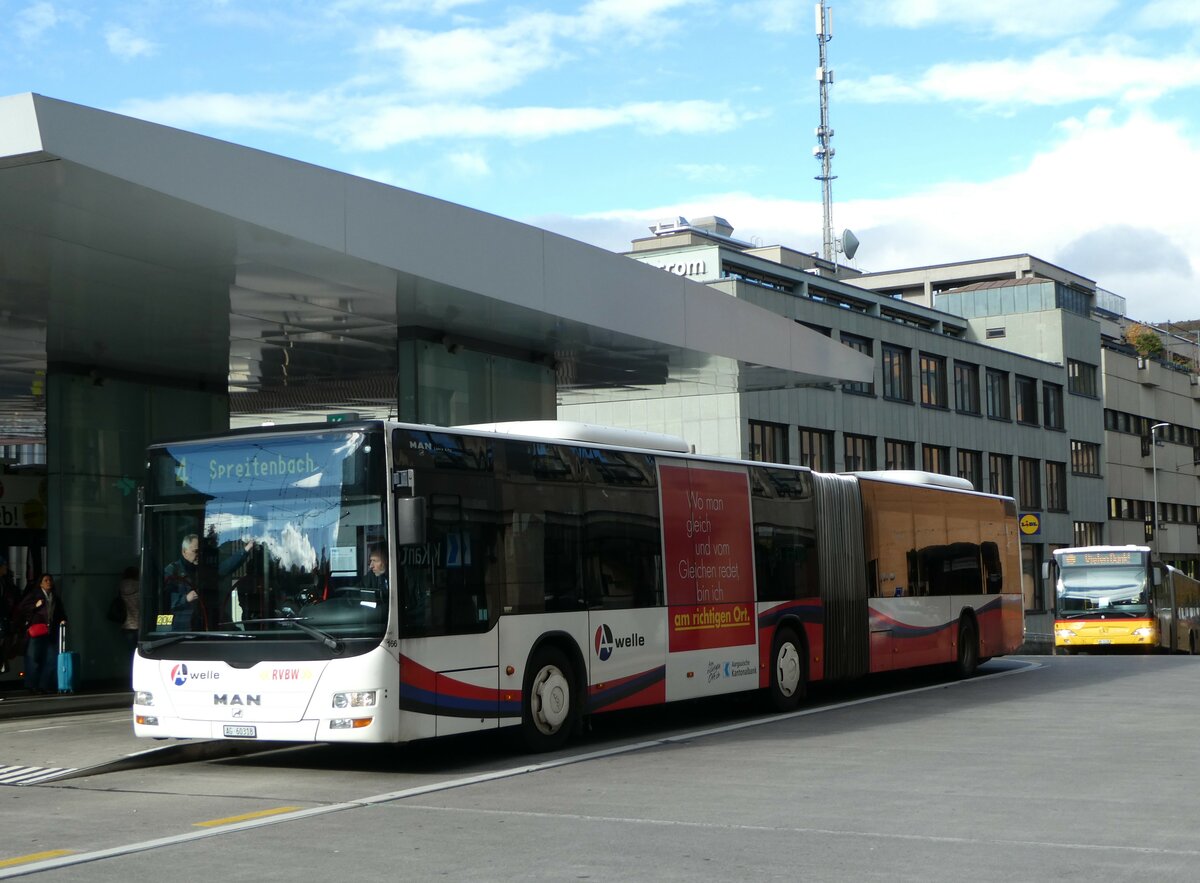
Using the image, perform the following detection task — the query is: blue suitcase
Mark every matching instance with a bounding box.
[57,624,79,694]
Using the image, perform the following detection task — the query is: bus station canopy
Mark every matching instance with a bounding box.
[0,93,870,439]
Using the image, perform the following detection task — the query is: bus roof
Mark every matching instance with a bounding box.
[1053,545,1150,558]
[850,470,975,492]
[453,420,693,454]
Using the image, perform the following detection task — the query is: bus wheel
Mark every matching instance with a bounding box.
[521,646,575,752]
[768,627,806,712]
[955,619,979,679]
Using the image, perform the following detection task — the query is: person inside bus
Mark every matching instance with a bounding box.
[362,544,388,592]
[164,532,255,631]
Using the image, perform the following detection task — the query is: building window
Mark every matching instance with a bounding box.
[749,420,788,464]
[986,369,1010,420]
[1071,440,1101,476]
[919,353,948,408]
[989,453,1012,496]
[798,427,833,471]
[839,334,874,395]
[881,345,912,402]
[922,444,950,474]
[1046,461,1067,511]
[1018,457,1041,509]
[1015,376,1039,426]
[957,449,983,490]
[1068,359,1098,396]
[954,361,980,415]
[844,433,875,471]
[1043,382,1064,430]
[1073,522,1103,546]
[885,439,915,471]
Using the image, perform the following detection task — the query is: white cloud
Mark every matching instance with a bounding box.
[361,0,690,98]
[15,1,72,42]
[856,0,1119,39]
[840,42,1200,108]
[119,91,339,131]
[118,89,743,147]
[367,17,564,98]
[729,0,810,34]
[1136,0,1200,28]
[549,109,1200,322]
[447,149,490,177]
[339,99,740,148]
[105,26,159,60]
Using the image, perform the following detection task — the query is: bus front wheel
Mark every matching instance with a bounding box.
[768,627,806,712]
[520,646,576,752]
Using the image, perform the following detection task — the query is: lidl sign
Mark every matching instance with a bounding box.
[1019,513,1041,536]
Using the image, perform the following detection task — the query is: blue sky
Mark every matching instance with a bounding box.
[3,0,1198,322]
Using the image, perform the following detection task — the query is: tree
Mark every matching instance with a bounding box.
[1124,323,1164,359]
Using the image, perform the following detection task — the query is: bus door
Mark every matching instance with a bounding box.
[393,430,502,739]
[579,446,667,713]
[658,460,759,701]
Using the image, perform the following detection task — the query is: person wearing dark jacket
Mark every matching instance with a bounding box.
[0,554,19,673]
[19,573,67,693]
[163,533,254,631]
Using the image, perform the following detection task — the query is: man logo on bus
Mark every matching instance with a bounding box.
[171,664,189,686]
[594,624,614,661]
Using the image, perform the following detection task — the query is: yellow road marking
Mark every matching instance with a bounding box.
[194,806,304,828]
[0,850,75,868]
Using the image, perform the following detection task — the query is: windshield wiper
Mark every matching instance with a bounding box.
[142,631,255,650]
[235,614,345,654]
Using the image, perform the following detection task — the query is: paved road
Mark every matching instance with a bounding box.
[3,654,1199,881]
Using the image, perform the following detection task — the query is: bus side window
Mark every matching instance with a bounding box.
[981,541,1002,593]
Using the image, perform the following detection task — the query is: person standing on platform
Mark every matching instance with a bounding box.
[19,573,67,694]
[0,554,19,673]
[118,566,140,652]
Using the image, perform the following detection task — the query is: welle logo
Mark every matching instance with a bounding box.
[593,624,645,661]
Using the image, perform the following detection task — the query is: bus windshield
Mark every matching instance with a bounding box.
[1056,564,1149,618]
[140,429,388,659]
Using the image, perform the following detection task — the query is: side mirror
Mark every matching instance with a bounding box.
[395,496,426,547]
[1040,561,1049,580]
[1152,565,1164,588]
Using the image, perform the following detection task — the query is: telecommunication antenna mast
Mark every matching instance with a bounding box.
[815,1,836,263]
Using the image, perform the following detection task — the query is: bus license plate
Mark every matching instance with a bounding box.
[1097,639,1111,645]
[223,725,257,738]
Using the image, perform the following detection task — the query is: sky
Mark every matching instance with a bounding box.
[2,0,1199,323]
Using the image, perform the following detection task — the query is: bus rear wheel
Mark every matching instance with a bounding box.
[955,619,979,679]
[520,646,576,752]
[768,627,806,712]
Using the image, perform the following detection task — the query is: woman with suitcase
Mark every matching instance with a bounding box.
[19,573,67,694]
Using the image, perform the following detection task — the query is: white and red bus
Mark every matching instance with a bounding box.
[132,420,1024,750]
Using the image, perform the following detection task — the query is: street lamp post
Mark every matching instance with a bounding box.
[1150,422,1169,552]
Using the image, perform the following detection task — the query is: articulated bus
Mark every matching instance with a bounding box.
[1050,546,1200,654]
[132,420,1024,750]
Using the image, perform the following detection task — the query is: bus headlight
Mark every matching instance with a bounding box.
[1055,629,1075,640]
[135,691,155,706]
[332,691,377,709]
[329,718,373,730]
[1132,627,1154,637]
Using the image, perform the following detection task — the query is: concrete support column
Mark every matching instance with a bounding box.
[46,370,228,688]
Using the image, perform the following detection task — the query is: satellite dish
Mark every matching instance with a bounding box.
[840,228,860,260]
